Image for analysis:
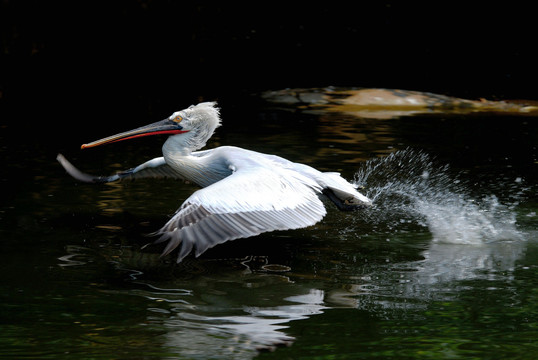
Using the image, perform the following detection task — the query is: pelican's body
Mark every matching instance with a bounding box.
[58,102,371,262]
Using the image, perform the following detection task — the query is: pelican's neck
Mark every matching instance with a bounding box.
[162,135,193,158]
[162,136,228,187]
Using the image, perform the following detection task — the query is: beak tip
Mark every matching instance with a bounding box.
[81,144,88,150]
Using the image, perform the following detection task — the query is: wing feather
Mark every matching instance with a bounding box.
[57,154,184,183]
[154,166,327,262]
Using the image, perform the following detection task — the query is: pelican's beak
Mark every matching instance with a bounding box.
[81,118,188,149]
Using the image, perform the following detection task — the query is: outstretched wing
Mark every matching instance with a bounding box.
[154,165,327,263]
[57,154,184,183]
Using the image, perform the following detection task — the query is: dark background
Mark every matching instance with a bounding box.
[1,1,537,140]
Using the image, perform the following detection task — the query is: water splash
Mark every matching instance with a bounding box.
[354,149,525,244]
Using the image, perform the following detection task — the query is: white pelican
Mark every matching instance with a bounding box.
[57,102,371,262]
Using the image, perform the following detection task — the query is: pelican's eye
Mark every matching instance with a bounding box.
[173,115,183,123]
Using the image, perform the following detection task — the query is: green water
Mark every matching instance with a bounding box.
[1,102,537,359]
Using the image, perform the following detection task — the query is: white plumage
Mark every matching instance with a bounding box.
[57,102,371,262]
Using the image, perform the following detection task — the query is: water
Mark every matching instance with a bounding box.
[354,149,526,245]
[1,101,537,359]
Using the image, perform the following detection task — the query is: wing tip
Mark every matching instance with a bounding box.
[151,230,191,264]
[57,153,97,183]
[57,153,121,183]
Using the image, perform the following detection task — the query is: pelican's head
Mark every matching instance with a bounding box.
[165,102,221,151]
[81,102,221,151]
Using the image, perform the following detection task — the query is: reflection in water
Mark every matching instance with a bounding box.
[55,226,530,358]
[97,181,129,218]
[73,238,528,358]
[316,114,396,164]
[337,238,528,316]
[57,245,90,267]
[157,288,325,358]
[415,240,525,284]
[107,254,328,358]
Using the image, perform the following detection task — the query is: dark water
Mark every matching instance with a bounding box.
[1,100,537,359]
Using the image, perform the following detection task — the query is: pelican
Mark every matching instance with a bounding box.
[57,102,371,262]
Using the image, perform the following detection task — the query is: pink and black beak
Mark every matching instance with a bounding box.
[81,117,187,149]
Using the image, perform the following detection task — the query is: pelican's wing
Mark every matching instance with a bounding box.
[154,165,327,262]
[57,154,184,183]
